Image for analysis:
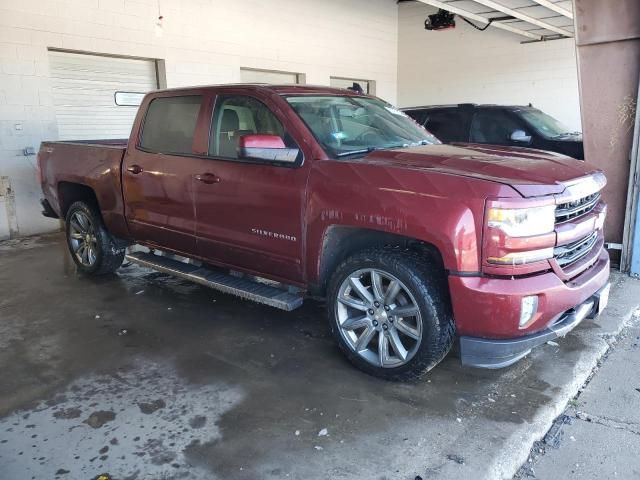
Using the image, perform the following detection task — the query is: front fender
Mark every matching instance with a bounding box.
[305,160,519,283]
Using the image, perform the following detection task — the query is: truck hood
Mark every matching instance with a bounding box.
[361,143,600,197]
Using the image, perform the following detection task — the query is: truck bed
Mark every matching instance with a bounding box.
[46,138,129,147]
[38,139,129,238]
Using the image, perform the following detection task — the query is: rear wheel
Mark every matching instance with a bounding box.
[65,201,125,275]
[327,248,455,381]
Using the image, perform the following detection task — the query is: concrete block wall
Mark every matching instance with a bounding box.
[398,2,581,132]
[0,0,398,238]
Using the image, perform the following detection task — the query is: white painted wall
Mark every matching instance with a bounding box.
[398,2,581,132]
[0,0,398,238]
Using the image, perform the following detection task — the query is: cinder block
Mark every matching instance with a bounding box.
[2,59,35,75]
[0,27,31,45]
[0,42,17,59]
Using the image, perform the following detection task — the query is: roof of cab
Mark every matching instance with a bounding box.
[149,83,369,97]
[402,103,536,111]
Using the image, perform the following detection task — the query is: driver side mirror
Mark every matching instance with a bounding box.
[238,134,299,163]
[510,130,532,143]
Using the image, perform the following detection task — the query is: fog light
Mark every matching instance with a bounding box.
[520,295,538,327]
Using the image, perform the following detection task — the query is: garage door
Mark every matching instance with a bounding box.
[240,68,302,84]
[48,51,158,140]
[330,77,374,95]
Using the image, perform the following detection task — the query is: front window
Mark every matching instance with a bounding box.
[209,95,287,159]
[516,109,577,139]
[285,95,439,158]
[470,110,523,144]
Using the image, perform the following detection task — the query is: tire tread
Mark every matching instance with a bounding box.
[65,201,125,275]
[327,246,455,381]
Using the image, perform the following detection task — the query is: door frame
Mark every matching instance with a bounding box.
[189,88,317,285]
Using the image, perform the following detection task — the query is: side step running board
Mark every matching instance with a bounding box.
[125,251,304,311]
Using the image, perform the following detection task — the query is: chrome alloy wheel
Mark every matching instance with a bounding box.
[68,211,98,267]
[335,268,423,368]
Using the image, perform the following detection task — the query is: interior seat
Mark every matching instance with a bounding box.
[219,109,240,157]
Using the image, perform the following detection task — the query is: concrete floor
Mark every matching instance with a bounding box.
[527,312,640,479]
[0,234,639,480]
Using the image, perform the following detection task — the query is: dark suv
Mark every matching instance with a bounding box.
[403,104,584,160]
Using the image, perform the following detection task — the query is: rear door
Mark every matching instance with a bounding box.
[122,93,207,254]
[193,91,309,284]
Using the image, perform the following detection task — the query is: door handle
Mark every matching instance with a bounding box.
[195,173,220,184]
[126,164,143,174]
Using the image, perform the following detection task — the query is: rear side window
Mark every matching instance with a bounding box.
[140,96,202,154]
[423,110,469,143]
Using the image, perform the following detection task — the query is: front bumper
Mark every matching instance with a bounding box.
[449,247,610,369]
[459,283,609,368]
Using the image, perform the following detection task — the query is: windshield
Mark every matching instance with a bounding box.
[516,109,578,139]
[285,95,440,158]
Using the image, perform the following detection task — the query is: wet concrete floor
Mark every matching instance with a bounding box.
[0,234,637,480]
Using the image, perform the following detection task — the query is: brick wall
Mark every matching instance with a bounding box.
[0,0,398,238]
[398,2,581,131]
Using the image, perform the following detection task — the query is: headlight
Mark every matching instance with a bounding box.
[487,205,556,237]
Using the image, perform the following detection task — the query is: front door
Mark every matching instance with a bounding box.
[193,93,308,284]
[469,110,531,147]
[122,94,205,255]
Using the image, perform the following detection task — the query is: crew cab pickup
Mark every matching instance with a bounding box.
[38,85,610,380]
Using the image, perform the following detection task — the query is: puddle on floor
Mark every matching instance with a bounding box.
[0,360,243,480]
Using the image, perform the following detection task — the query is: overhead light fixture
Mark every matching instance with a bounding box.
[424,8,515,33]
[155,0,164,37]
[155,15,164,37]
[424,9,456,31]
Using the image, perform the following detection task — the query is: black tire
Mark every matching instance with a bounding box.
[327,247,455,381]
[65,201,125,275]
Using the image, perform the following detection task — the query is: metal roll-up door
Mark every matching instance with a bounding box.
[240,68,302,84]
[330,77,374,95]
[48,50,158,140]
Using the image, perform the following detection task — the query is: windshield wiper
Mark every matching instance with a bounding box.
[334,140,431,158]
[551,131,581,139]
[335,145,401,157]
[335,147,380,158]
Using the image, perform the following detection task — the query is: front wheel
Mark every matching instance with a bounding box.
[65,201,125,275]
[327,248,455,381]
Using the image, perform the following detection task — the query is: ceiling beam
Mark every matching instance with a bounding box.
[415,0,541,40]
[469,0,574,36]
[529,0,573,19]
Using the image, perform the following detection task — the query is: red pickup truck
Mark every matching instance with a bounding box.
[38,85,610,380]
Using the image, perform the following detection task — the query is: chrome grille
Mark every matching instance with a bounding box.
[554,232,598,267]
[555,192,600,223]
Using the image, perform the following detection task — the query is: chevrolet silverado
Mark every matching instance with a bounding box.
[38,85,610,380]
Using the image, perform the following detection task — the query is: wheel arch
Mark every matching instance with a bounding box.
[313,225,445,297]
[57,182,101,219]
